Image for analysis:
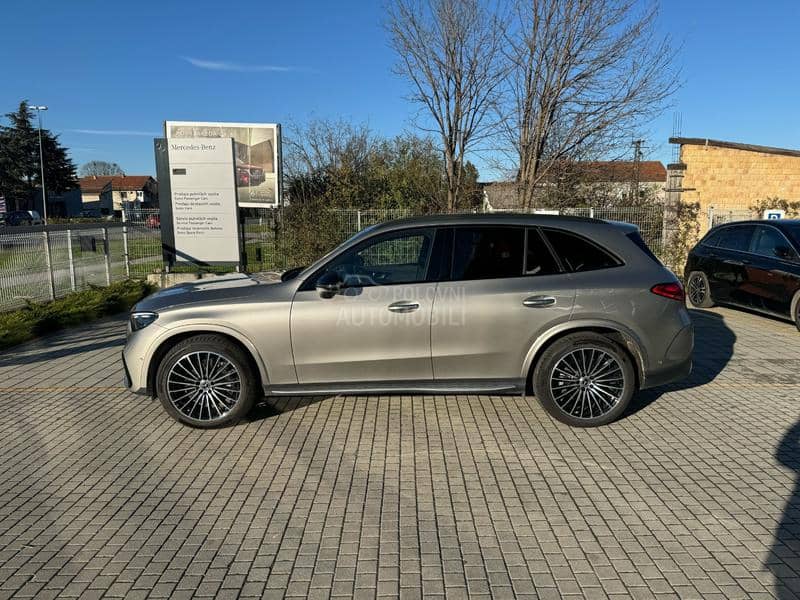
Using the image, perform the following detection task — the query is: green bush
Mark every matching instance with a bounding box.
[0,279,155,350]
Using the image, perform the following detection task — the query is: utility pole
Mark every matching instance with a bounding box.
[630,139,644,202]
[30,105,49,224]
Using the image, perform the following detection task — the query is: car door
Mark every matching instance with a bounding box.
[290,227,440,384]
[748,224,800,315]
[710,224,757,306]
[430,226,575,384]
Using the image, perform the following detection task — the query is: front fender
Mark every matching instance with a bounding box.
[143,320,270,389]
[520,319,647,384]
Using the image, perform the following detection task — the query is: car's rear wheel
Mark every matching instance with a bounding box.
[687,271,714,308]
[156,334,259,428]
[533,333,635,427]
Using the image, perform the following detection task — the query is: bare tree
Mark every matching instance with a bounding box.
[500,0,679,208]
[388,0,505,211]
[283,118,375,179]
[79,160,124,177]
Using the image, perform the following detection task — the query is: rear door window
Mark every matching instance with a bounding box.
[525,229,561,275]
[750,225,798,259]
[542,229,620,273]
[451,227,525,280]
[716,225,756,252]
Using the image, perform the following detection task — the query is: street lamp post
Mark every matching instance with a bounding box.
[30,105,48,225]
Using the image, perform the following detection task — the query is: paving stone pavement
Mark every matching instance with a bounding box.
[0,306,799,599]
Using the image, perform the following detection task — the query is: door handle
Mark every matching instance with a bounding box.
[523,295,556,308]
[725,259,745,266]
[388,301,420,313]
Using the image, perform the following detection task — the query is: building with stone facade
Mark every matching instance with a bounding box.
[667,137,800,232]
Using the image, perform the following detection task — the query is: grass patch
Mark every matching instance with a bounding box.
[0,279,155,350]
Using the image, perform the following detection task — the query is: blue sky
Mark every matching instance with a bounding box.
[2,0,799,179]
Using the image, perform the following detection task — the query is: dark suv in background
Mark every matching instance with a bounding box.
[685,220,800,329]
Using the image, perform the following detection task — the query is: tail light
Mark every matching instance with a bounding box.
[651,282,685,302]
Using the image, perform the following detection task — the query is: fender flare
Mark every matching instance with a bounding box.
[144,321,270,390]
[520,319,648,385]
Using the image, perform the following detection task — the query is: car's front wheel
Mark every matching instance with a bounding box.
[156,334,259,427]
[687,271,714,308]
[532,333,635,427]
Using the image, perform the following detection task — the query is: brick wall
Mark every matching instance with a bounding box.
[679,143,800,231]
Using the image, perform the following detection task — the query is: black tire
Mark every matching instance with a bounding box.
[686,271,714,308]
[532,332,635,427]
[156,334,259,428]
[793,293,800,332]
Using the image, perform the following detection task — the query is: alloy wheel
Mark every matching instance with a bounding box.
[688,274,707,306]
[166,351,242,422]
[549,347,625,420]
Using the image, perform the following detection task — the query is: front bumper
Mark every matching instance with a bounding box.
[122,351,132,388]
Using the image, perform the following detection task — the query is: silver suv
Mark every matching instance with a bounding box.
[123,214,693,428]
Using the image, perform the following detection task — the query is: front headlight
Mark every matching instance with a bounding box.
[130,311,159,331]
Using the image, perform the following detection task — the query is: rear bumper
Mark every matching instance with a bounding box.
[641,355,692,389]
[640,323,694,389]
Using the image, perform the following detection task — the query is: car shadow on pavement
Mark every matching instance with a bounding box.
[0,336,125,366]
[247,395,329,422]
[625,309,736,417]
[769,419,800,599]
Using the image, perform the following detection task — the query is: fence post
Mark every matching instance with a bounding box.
[43,230,56,300]
[103,227,111,285]
[589,207,594,219]
[66,229,76,291]
[121,210,131,278]
[357,209,362,231]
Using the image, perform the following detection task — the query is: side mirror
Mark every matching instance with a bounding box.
[774,245,795,260]
[316,271,343,298]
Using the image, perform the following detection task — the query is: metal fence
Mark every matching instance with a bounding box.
[707,207,754,229]
[0,225,129,311]
[0,204,668,312]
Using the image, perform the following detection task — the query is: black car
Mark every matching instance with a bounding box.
[684,219,800,329]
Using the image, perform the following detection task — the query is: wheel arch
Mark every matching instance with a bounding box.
[145,326,268,398]
[522,322,645,394]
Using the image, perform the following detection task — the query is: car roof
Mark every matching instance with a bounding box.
[367,212,630,233]
[711,219,800,228]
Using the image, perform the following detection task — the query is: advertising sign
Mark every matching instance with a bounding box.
[166,138,241,264]
[165,121,280,208]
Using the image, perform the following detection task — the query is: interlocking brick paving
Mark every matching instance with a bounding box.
[0,307,798,599]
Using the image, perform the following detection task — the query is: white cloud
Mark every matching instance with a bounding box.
[68,129,159,136]
[181,56,295,72]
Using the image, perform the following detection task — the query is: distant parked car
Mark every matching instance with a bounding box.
[685,220,800,329]
[80,209,102,219]
[123,214,693,429]
[146,215,161,229]
[6,210,44,226]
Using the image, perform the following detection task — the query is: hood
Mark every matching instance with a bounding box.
[133,273,271,313]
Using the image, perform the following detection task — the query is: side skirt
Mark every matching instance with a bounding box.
[264,378,526,396]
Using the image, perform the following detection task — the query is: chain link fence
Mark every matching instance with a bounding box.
[0,204,668,312]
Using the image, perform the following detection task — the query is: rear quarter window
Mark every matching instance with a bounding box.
[626,231,662,265]
[542,229,621,273]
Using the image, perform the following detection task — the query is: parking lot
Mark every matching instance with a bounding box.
[0,305,798,599]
